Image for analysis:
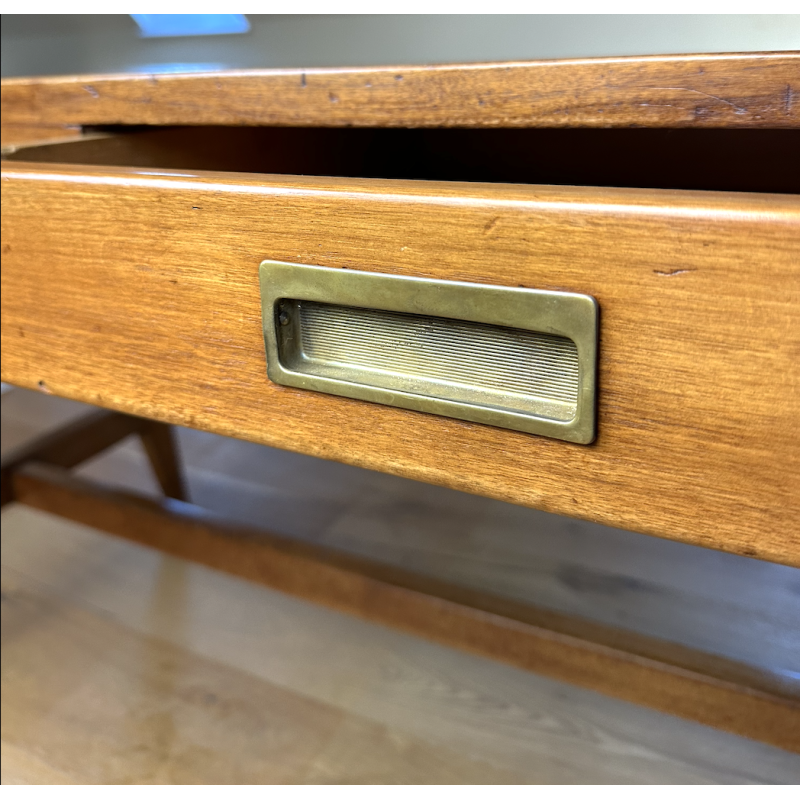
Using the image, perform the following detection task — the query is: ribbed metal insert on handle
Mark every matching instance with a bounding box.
[284,300,580,422]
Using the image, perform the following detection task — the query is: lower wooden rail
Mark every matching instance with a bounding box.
[2,414,798,752]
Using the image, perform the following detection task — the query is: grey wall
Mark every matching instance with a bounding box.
[2,14,799,78]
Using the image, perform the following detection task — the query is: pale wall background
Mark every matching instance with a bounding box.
[2,14,799,78]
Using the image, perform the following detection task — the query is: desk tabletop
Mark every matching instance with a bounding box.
[1,52,798,146]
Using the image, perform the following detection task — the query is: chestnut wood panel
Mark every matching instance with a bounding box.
[1,53,797,131]
[2,162,799,564]
[10,463,800,753]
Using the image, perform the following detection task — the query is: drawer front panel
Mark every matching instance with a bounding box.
[2,162,799,564]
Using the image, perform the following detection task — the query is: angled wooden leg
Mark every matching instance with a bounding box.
[1,409,142,507]
[1,405,189,504]
[138,420,188,502]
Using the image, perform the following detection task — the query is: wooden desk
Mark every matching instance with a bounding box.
[2,52,799,752]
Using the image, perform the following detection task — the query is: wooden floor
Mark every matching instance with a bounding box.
[2,388,799,784]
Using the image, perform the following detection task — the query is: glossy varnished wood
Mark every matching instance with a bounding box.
[1,53,797,132]
[1,162,799,565]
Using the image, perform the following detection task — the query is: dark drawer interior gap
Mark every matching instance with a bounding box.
[5,124,798,194]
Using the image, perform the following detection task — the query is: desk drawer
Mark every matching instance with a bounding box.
[2,161,798,564]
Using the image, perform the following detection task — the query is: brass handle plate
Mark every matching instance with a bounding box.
[259,260,598,444]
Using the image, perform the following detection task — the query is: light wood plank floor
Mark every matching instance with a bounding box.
[2,388,799,784]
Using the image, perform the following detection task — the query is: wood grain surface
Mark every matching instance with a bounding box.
[1,53,798,131]
[2,162,799,564]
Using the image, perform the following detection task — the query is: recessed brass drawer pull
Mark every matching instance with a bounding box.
[260,260,598,444]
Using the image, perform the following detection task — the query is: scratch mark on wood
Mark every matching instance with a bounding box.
[653,87,747,114]
[653,268,696,277]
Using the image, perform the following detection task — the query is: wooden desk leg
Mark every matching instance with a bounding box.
[1,409,141,507]
[138,420,188,502]
[1,408,188,505]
